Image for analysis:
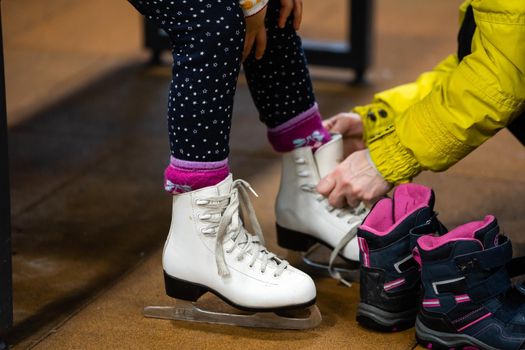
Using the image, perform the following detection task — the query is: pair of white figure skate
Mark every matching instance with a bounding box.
[144,134,368,329]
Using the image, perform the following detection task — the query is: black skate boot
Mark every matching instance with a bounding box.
[356,183,446,331]
[415,215,525,350]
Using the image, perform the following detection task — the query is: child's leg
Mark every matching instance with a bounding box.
[243,0,331,152]
[128,0,244,193]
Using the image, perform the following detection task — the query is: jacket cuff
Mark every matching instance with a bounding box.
[240,0,269,17]
[368,129,422,185]
[352,102,396,145]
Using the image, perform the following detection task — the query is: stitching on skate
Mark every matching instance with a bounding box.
[452,306,486,324]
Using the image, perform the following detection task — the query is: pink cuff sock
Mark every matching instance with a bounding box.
[267,103,332,153]
[164,157,229,194]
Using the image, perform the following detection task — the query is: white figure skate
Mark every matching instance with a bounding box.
[144,175,321,329]
[275,134,369,285]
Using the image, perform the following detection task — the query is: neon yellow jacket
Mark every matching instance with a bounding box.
[354,0,525,184]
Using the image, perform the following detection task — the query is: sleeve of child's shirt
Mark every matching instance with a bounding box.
[239,0,269,17]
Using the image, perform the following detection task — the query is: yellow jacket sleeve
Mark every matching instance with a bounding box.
[355,0,525,184]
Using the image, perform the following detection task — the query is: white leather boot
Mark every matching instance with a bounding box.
[161,174,317,315]
[276,134,367,263]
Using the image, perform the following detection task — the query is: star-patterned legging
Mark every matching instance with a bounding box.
[129,0,317,162]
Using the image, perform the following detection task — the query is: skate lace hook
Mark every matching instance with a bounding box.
[199,179,287,278]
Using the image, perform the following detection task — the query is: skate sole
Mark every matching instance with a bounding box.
[415,316,497,350]
[356,302,417,332]
[163,271,317,313]
[276,223,359,264]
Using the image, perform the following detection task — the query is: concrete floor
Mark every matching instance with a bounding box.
[3,0,525,349]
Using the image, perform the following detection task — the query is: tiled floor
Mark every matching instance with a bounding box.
[3,0,524,349]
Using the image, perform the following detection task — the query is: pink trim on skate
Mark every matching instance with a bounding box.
[360,184,432,236]
[266,103,331,152]
[456,312,492,332]
[454,294,471,304]
[418,216,494,251]
[358,237,370,267]
[422,299,441,308]
[383,277,406,291]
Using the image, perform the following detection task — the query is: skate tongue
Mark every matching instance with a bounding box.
[361,184,434,235]
[216,174,233,195]
[392,184,434,223]
[313,134,343,178]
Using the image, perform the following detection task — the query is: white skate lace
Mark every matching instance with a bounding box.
[300,183,369,286]
[196,179,289,278]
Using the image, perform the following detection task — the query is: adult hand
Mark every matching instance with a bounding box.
[243,6,267,61]
[323,112,366,157]
[278,0,302,30]
[317,149,392,208]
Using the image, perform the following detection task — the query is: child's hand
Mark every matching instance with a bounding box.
[243,6,267,61]
[278,0,303,30]
[323,112,366,157]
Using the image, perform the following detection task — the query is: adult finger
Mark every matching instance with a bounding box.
[345,192,360,209]
[317,175,336,196]
[323,117,336,130]
[322,113,346,130]
[327,184,348,208]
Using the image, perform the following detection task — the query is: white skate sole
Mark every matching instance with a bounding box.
[143,300,322,330]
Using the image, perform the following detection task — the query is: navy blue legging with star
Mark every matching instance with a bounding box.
[128,0,317,161]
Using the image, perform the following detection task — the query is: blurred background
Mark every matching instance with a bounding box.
[2,0,524,349]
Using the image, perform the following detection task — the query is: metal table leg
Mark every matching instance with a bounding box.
[302,0,374,83]
[0,3,13,345]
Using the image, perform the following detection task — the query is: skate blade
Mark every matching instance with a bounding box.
[143,300,322,330]
[302,244,360,281]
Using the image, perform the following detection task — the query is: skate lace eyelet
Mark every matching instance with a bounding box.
[201,228,215,235]
[294,157,306,164]
[195,199,209,206]
[199,214,211,220]
[297,171,309,177]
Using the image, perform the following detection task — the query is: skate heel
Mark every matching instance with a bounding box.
[276,223,316,252]
[164,272,207,302]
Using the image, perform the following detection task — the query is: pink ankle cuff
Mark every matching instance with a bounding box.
[267,103,331,152]
[164,157,229,194]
